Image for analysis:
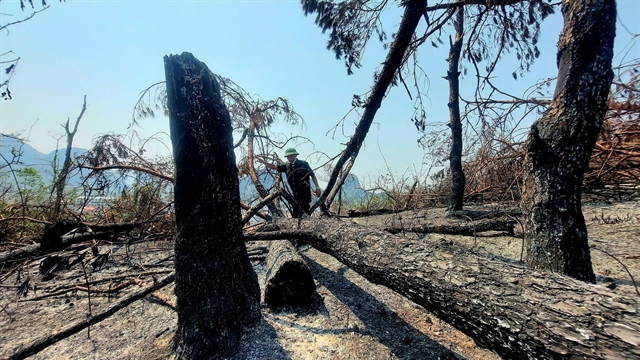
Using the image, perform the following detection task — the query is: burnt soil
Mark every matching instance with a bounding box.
[1,201,639,359]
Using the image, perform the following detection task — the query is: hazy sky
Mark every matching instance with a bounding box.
[1,0,638,184]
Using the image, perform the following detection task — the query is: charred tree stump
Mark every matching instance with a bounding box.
[164,52,260,359]
[263,240,316,308]
[275,218,640,360]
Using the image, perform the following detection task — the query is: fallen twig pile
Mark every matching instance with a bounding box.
[585,118,640,199]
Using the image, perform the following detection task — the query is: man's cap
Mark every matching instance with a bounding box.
[284,148,299,156]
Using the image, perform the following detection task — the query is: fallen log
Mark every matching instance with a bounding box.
[263,240,316,308]
[0,220,157,265]
[384,217,516,236]
[0,244,41,265]
[346,208,399,217]
[276,218,640,360]
[0,231,118,265]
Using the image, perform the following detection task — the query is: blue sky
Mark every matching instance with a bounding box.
[1,0,638,185]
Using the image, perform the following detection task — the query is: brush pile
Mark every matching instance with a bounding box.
[585,117,640,199]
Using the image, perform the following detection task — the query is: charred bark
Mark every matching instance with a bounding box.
[311,0,427,213]
[447,3,465,213]
[275,218,640,360]
[522,0,616,282]
[263,240,316,308]
[164,52,260,359]
[384,217,515,236]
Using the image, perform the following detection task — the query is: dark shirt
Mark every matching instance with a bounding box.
[277,159,315,193]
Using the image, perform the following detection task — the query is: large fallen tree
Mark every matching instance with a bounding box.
[261,218,640,360]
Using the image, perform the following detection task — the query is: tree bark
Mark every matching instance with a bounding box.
[263,240,316,307]
[447,2,465,213]
[522,0,616,282]
[164,52,260,359]
[383,217,515,236]
[311,0,427,213]
[275,218,640,360]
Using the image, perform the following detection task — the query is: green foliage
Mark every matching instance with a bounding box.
[16,167,47,204]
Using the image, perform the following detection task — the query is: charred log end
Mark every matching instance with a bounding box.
[264,240,316,308]
[264,262,316,307]
[40,220,83,252]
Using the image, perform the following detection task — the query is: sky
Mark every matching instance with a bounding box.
[1,0,638,186]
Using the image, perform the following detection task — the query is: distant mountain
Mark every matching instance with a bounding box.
[2,135,368,207]
[336,173,367,204]
[0,134,89,185]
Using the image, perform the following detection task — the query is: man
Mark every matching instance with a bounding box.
[257,148,321,218]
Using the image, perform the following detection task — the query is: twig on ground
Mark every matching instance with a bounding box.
[79,260,92,338]
[21,269,173,301]
[8,272,175,360]
[591,246,640,297]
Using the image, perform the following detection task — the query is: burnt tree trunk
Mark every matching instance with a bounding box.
[164,52,261,359]
[263,240,316,308]
[447,2,465,213]
[274,218,639,360]
[311,0,427,213]
[522,0,616,282]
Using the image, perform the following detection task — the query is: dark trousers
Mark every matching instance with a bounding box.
[292,189,311,218]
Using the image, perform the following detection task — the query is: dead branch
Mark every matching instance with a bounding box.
[240,202,272,222]
[52,95,87,219]
[76,163,174,183]
[0,244,40,264]
[244,230,315,242]
[38,269,173,293]
[241,191,279,225]
[0,5,50,31]
[21,268,174,301]
[0,220,164,264]
[8,272,175,360]
[148,290,176,310]
[311,0,426,213]
[245,113,284,218]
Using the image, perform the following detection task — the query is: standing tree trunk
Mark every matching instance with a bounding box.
[447,3,465,213]
[522,0,616,283]
[164,52,261,359]
[51,95,87,220]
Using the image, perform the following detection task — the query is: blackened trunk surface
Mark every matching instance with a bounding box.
[164,52,260,359]
[447,3,465,213]
[311,0,427,213]
[275,218,640,360]
[263,240,316,307]
[522,0,616,282]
